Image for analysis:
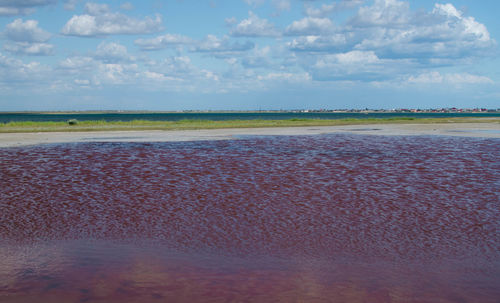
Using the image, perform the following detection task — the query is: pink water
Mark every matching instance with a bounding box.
[1,134,499,302]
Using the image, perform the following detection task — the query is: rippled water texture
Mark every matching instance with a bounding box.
[1,134,499,302]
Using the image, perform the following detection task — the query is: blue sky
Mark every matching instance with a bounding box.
[0,0,498,110]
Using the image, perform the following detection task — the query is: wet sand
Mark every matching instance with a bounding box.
[0,123,498,148]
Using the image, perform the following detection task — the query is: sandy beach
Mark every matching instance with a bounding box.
[0,122,498,148]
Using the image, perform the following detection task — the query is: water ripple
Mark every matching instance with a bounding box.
[1,134,499,302]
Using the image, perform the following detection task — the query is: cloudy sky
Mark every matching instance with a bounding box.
[0,0,498,110]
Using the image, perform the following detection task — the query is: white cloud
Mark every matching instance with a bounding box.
[139,56,225,92]
[84,2,109,15]
[0,52,50,90]
[4,19,51,42]
[230,11,280,37]
[272,0,290,12]
[257,72,311,83]
[54,52,224,93]
[351,2,496,60]
[0,7,33,15]
[57,54,140,86]
[0,0,56,6]
[94,41,134,63]
[202,70,219,82]
[308,50,403,81]
[317,50,379,66]
[350,0,411,28]
[304,0,364,18]
[134,34,193,51]
[0,0,56,16]
[408,72,494,85]
[304,3,336,18]
[3,42,54,56]
[242,46,272,68]
[146,56,194,76]
[61,3,163,37]
[58,56,95,70]
[288,34,347,52]
[242,0,290,13]
[120,2,133,11]
[142,71,184,82]
[433,4,490,42]
[74,79,90,85]
[285,17,335,36]
[193,35,254,57]
[243,0,265,7]
[289,0,496,64]
[63,0,78,11]
[225,17,238,26]
[3,19,54,56]
[97,62,139,84]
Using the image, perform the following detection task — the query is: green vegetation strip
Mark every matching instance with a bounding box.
[0,117,498,133]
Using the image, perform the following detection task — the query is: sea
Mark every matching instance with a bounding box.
[1,134,499,302]
[0,111,499,123]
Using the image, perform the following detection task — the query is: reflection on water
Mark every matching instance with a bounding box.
[1,134,499,302]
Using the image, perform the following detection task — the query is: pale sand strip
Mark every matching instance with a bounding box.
[0,123,498,148]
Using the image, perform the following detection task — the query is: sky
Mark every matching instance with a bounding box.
[0,0,499,111]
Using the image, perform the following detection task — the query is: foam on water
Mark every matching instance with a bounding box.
[1,134,499,302]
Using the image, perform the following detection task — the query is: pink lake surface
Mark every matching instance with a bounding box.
[0,134,499,302]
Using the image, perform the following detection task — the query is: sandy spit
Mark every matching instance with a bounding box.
[0,123,499,148]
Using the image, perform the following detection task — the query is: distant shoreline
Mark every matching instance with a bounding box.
[1,122,498,148]
[1,109,499,114]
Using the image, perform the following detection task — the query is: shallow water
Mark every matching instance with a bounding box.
[1,134,499,302]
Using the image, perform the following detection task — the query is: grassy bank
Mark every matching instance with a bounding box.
[0,117,498,133]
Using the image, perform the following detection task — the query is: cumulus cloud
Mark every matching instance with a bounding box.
[241,46,273,68]
[0,52,50,90]
[97,62,139,85]
[318,50,380,65]
[120,2,133,11]
[257,72,311,83]
[433,4,490,42]
[139,56,224,93]
[347,0,496,60]
[304,0,364,18]
[193,35,254,57]
[288,0,495,71]
[84,2,109,15]
[230,11,280,37]
[0,0,56,16]
[94,41,134,63]
[134,34,193,51]
[308,50,404,81]
[4,19,51,42]
[243,0,266,7]
[349,0,410,28]
[63,0,78,11]
[0,7,32,16]
[61,2,163,37]
[243,0,290,12]
[58,56,95,71]
[57,54,139,86]
[407,72,494,85]
[3,19,54,56]
[3,42,54,56]
[272,0,290,12]
[285,17,335,36]
[288,34,348,52]
[146,56,195,77]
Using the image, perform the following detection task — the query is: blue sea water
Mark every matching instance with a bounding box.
[0,112,498,123]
